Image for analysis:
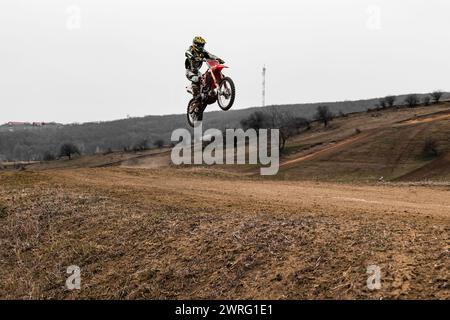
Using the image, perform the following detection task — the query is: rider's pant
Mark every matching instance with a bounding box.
[186,69,201,100]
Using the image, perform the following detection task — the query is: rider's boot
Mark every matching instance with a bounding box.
[189,85,202,114]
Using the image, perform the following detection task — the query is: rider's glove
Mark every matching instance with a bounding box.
[218,58,225,64]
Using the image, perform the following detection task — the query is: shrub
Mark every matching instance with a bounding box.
[133,139,149,152]
[422,138,439,158]
[154,139,165,149]
[0,203,7,218]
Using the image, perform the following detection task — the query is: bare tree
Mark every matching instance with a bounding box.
[422,96,431,106]
[404,94,420,108]
[240,111,272,132]
[385,95,396,108]
[270,108,311,150]
[59,143,80,160]
[430,91,444,104]
[378,98,387,109]
[240,109,309,151]
[315,105,334,127]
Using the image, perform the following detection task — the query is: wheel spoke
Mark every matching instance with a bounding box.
[220,81,231,100]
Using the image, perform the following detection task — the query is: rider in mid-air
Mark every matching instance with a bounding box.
[185,36,225,112]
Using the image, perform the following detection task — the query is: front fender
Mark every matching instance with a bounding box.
[213,65,228,82]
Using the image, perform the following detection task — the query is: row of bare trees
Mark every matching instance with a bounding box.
[240,105,338,151]
[378,91,444,109]
[240,108,311,150]
[42,139,166,161]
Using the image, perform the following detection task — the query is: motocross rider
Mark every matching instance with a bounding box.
[185,36,225,112]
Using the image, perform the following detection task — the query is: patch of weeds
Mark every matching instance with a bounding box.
[0,203,7,218]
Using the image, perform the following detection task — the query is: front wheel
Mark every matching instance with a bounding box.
[217,77,235,111]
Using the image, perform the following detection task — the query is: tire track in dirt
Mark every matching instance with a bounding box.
[387,123,432,174]
[279,132,373,169]
[96,150,172,168]
[395,110,450,126]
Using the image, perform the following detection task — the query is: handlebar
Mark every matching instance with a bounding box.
[203,58,225,67]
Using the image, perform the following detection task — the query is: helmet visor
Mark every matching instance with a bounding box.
[195,42,205,50]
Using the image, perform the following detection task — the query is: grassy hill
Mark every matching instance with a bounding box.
[5,101,450,184]
[1,93,447,162]
[275,102,450,182]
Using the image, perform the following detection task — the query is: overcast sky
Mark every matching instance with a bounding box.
[0,0,449,124]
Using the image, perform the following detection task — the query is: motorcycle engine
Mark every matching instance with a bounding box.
[204,89,217,104]
[201,73,217,104]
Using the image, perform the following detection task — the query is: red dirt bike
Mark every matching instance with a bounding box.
[186,59,236,127]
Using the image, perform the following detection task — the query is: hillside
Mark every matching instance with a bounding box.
[7,101,450,184]
[1,93,447,162]
[275,102,450,182]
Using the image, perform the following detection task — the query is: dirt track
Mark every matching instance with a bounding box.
[0,168,448,299]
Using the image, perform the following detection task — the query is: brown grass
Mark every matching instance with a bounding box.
[0,168,448,299]
[1,103,449,300]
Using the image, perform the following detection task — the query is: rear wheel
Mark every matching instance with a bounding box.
[217,77,235,111]
[187,99,204,128]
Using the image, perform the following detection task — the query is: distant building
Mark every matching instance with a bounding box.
[6,121,48,127]
[32,122,47,126]
[7,121,30,126]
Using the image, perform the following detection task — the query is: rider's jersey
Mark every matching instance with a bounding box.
[185,45,220,73]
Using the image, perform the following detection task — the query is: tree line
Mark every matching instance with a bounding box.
[0,92,446,161]
[378,90,444,109]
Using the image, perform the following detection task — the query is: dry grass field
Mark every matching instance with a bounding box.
[1,103,449,299]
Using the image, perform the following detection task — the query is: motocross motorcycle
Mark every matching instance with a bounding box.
[186,59,236,127]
